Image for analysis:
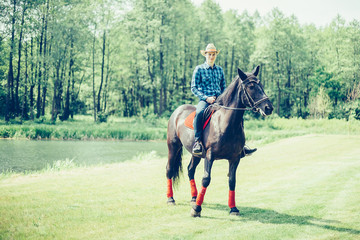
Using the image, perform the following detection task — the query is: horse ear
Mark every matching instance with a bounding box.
[238,68,248,81]
[252,65,260,76]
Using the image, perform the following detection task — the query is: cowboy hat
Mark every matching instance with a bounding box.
[200,43,220,57]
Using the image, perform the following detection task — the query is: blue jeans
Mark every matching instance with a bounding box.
[193,100,209,142]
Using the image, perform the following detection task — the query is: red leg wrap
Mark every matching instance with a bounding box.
[167,179,173,198]
[228,190,236,208]
[196,187,207,206]
[190,179,198,197]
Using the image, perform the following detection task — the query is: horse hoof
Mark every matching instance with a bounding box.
[167,197,176,206]
[230,211,240,216]
[190,208,201,217]
[191,205,202,217]
[190,196,197,206]
[229,207,240,216]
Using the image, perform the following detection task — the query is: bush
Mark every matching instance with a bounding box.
[328,106,351,120]
[354,107,360,120]
[97,112,109,123]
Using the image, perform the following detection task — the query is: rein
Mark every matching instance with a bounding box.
[211,103,255,111]
[212,77,269,111]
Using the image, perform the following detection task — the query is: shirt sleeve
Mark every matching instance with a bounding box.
[191,67,208,101]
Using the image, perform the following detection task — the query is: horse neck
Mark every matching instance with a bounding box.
[220,94,245,131]
[216,78,247,130]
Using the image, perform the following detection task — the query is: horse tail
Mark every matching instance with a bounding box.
[172,147,183,185]
[166,143,183,185]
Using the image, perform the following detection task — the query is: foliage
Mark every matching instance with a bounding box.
[308,87,331,118]
[0,0,359,121]
[46,158,76,171]
[0,115,167,140]
[355,107,360,120]
[1,115,360,143]
[96,111,108,123]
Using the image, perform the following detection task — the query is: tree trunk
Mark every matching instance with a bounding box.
[41,85,47,116]
[261,63,266,88]
[103,38,110,112]
[63,74,71,120]
[29,37,35,120]
[276,51,281,115]
[159,30,164,114]
[285,58,291,115]
[92,26,97,122]
[36,9,46,118]
[22,41,29,120]
[182,35,187,96]
[230,45,235,80]
[147,48,157,115]
[97,30,106,112]
[6,0,17,121]
[63,38,73,120]
[122,89,128,117]
[224,49,228,81]
[71,67,75,119]
[15,1,27,116]
[51,61,61,121]
[41,0,49,116]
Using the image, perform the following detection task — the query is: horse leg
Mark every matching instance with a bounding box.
[228,157,241,215]
[166,140,183,205]
[191,154,213,217]
[187,156,201,205]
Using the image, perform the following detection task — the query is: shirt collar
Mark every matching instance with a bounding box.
[204,61,217,69]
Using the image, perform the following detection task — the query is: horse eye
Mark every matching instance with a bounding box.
[249,84,255,90]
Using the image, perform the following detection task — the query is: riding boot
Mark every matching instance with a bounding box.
[244,145,257,155]
[240,145,257,158]
[192,140,203,156]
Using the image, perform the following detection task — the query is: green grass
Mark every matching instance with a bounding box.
[0,115,167,140]
[1,115,360,142]
[245,117,360,145]
[1,134,359,239]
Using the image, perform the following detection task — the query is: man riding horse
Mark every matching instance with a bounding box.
[191,43,256,156]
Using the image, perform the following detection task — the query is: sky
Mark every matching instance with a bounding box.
[192,0,360,27]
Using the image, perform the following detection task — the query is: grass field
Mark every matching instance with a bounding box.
[0,115,168,140]
[1,115,360,142]
[0,134,359,239]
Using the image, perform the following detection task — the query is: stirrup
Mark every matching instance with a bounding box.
[192,141,203,156]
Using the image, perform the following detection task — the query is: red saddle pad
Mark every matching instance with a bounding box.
[184,110,214,130]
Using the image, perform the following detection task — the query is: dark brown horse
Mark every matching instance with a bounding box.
[166,66,273,217]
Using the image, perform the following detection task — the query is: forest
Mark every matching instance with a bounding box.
[0,0,360,122]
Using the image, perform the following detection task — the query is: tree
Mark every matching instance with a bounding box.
[0,0,359,121]
[309,86,331,118]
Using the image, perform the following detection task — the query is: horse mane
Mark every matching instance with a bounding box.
[216,76,242,106]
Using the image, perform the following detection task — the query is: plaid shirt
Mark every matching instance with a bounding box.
[191,62,226,101]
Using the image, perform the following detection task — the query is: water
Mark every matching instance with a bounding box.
[0,139,167,172]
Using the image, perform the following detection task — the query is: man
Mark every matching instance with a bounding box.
[191,43,256,156]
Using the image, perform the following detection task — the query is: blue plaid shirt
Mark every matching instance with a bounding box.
[191,62,226,101]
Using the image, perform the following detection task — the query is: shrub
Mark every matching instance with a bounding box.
[97,112,109,123]
[354,107,360,120]
[328,106,351,120]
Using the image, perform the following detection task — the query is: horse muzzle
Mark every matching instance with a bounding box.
[257,101,273,117]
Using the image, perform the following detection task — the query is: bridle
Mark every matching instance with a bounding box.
[212,76,269,111]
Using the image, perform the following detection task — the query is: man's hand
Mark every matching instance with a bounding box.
[206,96,216,104]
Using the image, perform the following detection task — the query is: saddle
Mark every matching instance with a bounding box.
[184,106,215,130]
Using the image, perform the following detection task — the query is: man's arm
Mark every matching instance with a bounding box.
[191,67,208,101]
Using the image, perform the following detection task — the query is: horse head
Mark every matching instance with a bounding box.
[237,66,273,116]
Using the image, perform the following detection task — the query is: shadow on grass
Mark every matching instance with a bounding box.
[204,203,360,235]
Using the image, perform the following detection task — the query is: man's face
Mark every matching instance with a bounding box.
[206,52,217,66]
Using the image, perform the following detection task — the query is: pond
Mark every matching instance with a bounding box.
[0,139,167,173]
